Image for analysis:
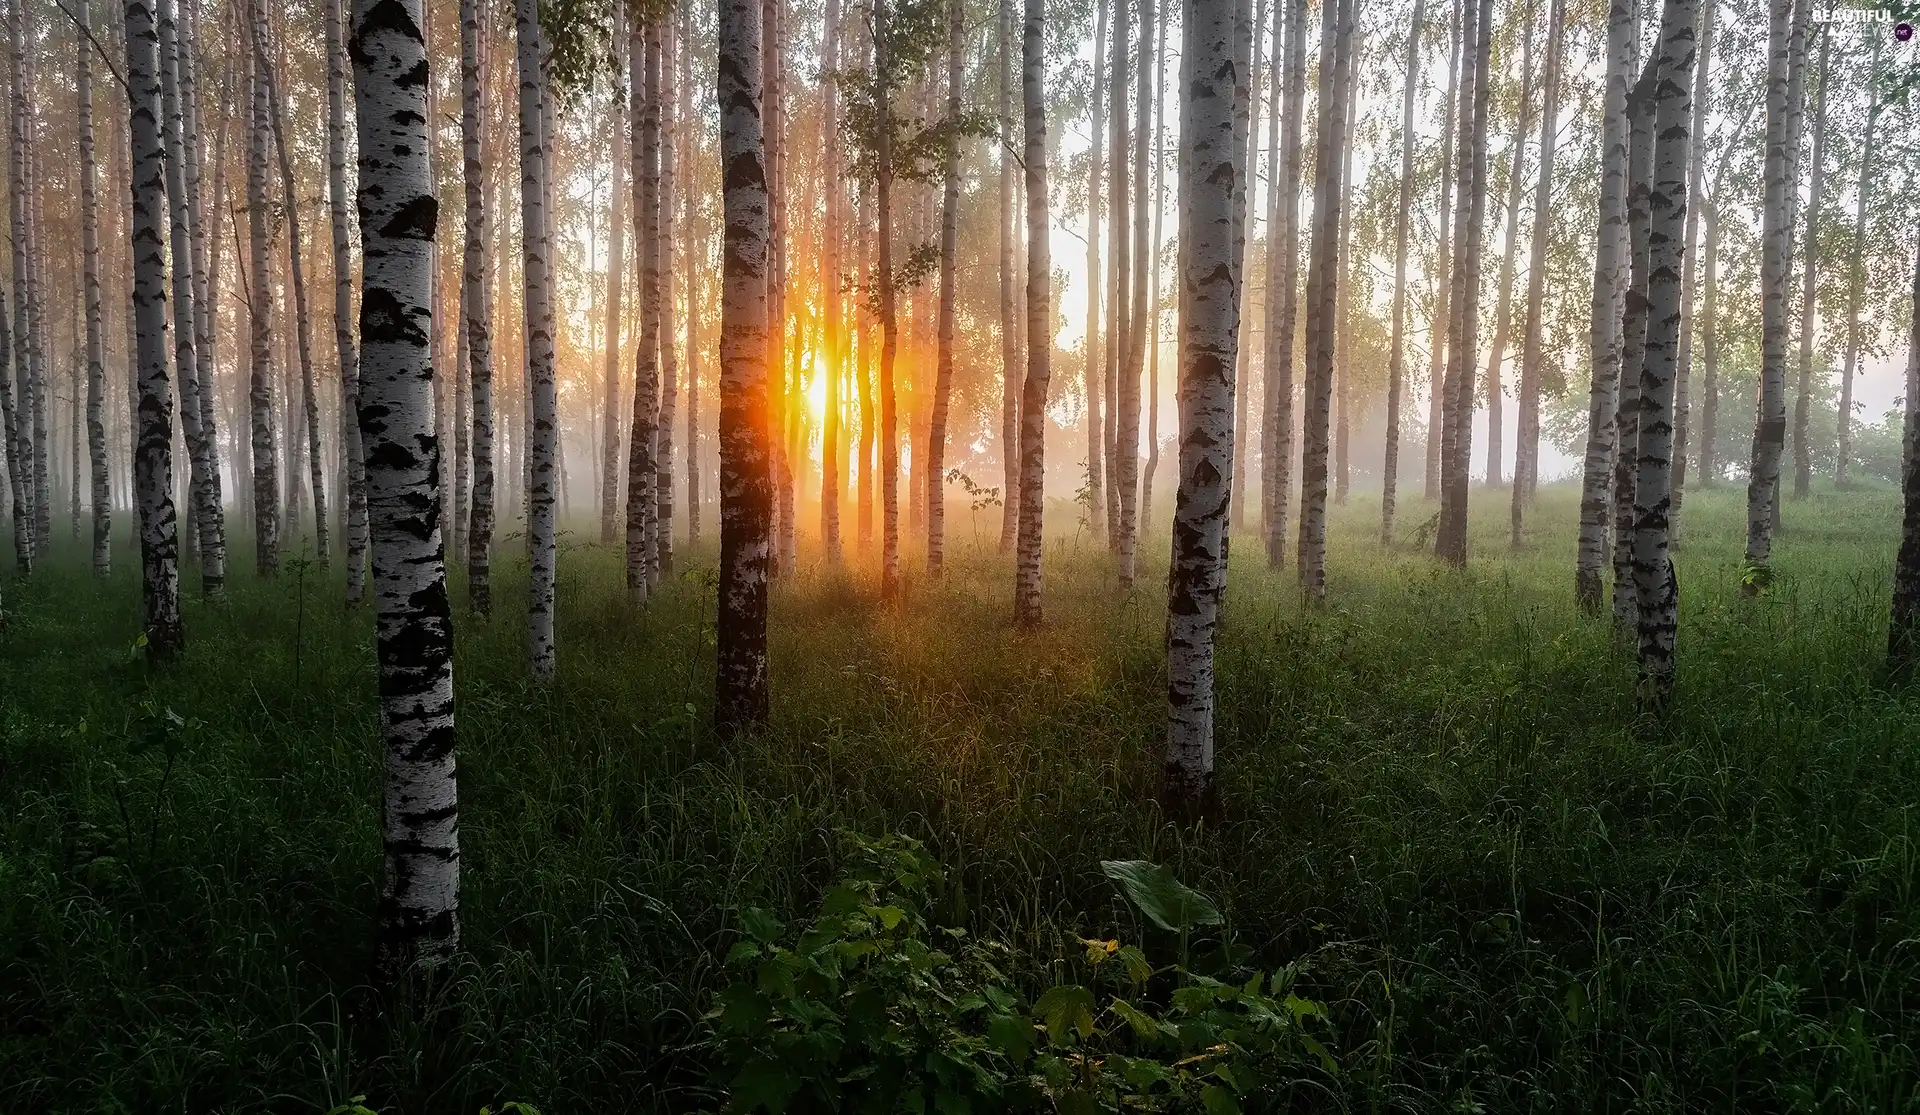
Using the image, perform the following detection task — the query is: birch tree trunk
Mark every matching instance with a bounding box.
[1142,0,1166,539]
[1698,199,1720,486]
[160,0,223,593]
[1613,59,1657,629]
[1085,0,1106,543]
[327,0,365,600]
[1744,0,1796,586]
[125,0,183,658]
[1425,0,1460,504]
[1332,39,1354,508]
[351,0,458,972]
[1106,0,1131,572]
[460,0,493,614]
[821,0,843,562]
[1789,27,1827,502]
[601,10,626,547]
[1118,0,1151,584]
[7,0,32,565]
[79,0,109,576]
[997,0,1017,553]
[1509,0,1559,544]
[1435,0,1492,566]
[1298,0,1352,595]
[657,19,678,578]
[1635,0,1696,707]
[681,6,700,547]
[626,16,658,600]
[518,0,558,675]
[1668,0,1711,546]
[1482,6,1534,492]
[1836,40,1881,491]
[1576,0,1635,611]
[247,0,280,577]
[1888,242,1920,674]
[1164,0,1243,804]
[1264,0,1303,567]
[926,0,962,576]
[715,0,773,734]
[1381,0,1423,547]
[0,293,24,576]
[1012,0,1049,627]
[876,0,902,599]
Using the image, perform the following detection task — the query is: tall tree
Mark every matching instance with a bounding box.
[821,0,844,562]
[1576,0,1635,611]
[1083,0,1105,543]
[1888,243,1920,675]
[520,0,559,674]
[715,0,774,734]
[1510,0,1563,544]
[1667,0,1712,545]
[1743,0,1799,588]
[681,4,700,547]
[1106,0,1131,571]
[1434,0,1492,567]
[926,0,962,575]
[79,0,109,576]
[1613,59,1657,629]
[1263,0,1303,568]
[246,0,280,577]
[1835,36,1882,490]
[876,0,901,599]
[1789,27,1827,501]
[351,0,458,971]
[657,17,678,578]
[1118,0,1152,584]
[1380,0,1424,547]
[626,14,659,600]
[1164,0,1248,802]
[997,0,1017,552]
[602,10,627,547]
[7,0,32,565]
[1424,0,1460,504]
[1635,0,1697,706]
[1298,0,1354,595]
[1481,2,1535,491]
[330,0,367,601]
[1012,0,1049,627]
[461,0,493,614]
[0,293,21,576]
[124,0,183,657]
[1142,0,1168,539]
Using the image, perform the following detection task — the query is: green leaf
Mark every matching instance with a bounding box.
[740,906,785,944]
[726,941,763,967]
[1200,1083,1242,1115]
[1109,997,1164,1041]
[985,1012,1035,1063]
[1117,945,1154,984]
[1033,984,1097,1045]
[1099,860,1223,932]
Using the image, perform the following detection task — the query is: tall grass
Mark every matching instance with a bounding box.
[3,483,1918,1112]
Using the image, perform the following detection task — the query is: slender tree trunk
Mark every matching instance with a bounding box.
[350,0,458,972]
[1164,0,1244,804]
[1332,39,1354,507]
[877,0,903,599]
[1745,0,1798,585]
[820,0,843,562]
[681,4,700,547]
[1482,3,1535,493]
[1836,41,1880,491]
[23,52,45,556]
[1576,0,1634,611]
[767,0,794,579]
[626,17,659,599]
[856,123,874,551]
[1298,0,1353,595]
[1107,0,1131,568]
[1669,0,1711,546]
[657,19,678,577]
[1698,199,1720,487]
[1434,0,1491,566]
[256,18,328,564]
[1264,0,1303,568]
[715,0,773,733]
[519,0,559,673]
[0,293,21,577]
[1142,0,1167,540]
[1118,0,1151,584]
[1083,0,1105,542]
[1379,0,1423,546]
[247,0,280,577]
[601,15,627,547]
[926,0,962,575]
[1888,241,1920,674]
[1013,0,1049,627]
[79,0,109,576]
[7,0,32,566]
[1790,27,1827,501]
[1613,59,1657,628]
[1509,0,1560,543]
[996,0,1017,553]
[460,0,493,614]
[125,0,183,657]
[1425,0,1460,503]
[1635,0,1696,707]
[326,0,365,599]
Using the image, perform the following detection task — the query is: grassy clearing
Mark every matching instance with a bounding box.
[3,482,1919,1113]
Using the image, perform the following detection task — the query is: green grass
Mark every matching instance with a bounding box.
[4,482,1920,1113]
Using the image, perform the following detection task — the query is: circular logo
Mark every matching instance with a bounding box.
[1898,21,1915,41]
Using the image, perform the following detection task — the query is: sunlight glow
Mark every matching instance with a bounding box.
[806,353,830,423]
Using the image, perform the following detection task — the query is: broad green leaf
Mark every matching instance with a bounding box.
[1201,1083,1242,1115]
[740,906,785,944]
[1099,860,1223,932]
[1117,945,1154,984]
[1033,984,1098,1045]
[1109,997,1164,1041]
[985,1012,1035,1062]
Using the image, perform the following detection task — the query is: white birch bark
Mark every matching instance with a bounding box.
[601,9,626,548]
[1165,0,1243,802]
[1298,0,1353,594]
[1083,0,1105,542]
[459,0,492,615]
[926,0,962,576]
[997,0,1017,553]
[1481,7,1535,492]
[1744,0,1795,584]
[247,0,280,576]
[1512,0,1564,544]
[715,0,774,734]
[1635,0,1696,706]
[1789,28,1827,502]
[1435,0,1492,566]
[518,0,558,675]
[1888,240,1920,673]
[6,0,32,564]
[656,19,678,578]
[351,0,458,970]
[1381,0,1423,547]
[1614,59,1656,629]
[876,0,901,600]
[125,0,184,657]
[331,0,367,602]
[626,16,658,601]
[1012,0,1049,627]
[1835,38,1881,491]
[80,0,109,576]
[1264,0,1304,568]
[1577,0,1634,611]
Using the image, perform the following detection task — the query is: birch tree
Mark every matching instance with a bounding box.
[1299,0,1354,595]
[1888,244,1920,675]
[461,0,494,615]
[657,19,678,579]
[1118,0,1151,585]
[1743,0,1797,587]
[247,0,280,577]
[876,0,901,600]
[1634,0,1696,706]
[821,0,844,562]
[1481,5,1534,492]
[1613,59,1657,629]
[1381,0,1423,547]
[1789,28,1827,502]
[1164,0,1247,802]
[125,0,183,657]
[1835,37,1882,490]
[715,0,774,734]
[1576,0,1635,611]
[602,10,626,547]
[1434,0,1491,567]
[7,0,32,565]
[997,0,1017,553]
[626,14,659,600]
[926,0,962,576]
[351,0,458,971]
[519,0,559,675]
[1264,0,1303,568]
[1510,0,1563,545]
[1012,0,1049,628]
[329,0,366,601]
[79,0,108,576]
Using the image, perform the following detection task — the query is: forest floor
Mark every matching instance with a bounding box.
[4,483,1919,1113]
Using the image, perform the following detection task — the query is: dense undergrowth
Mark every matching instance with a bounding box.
[3,483,1919,1113]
